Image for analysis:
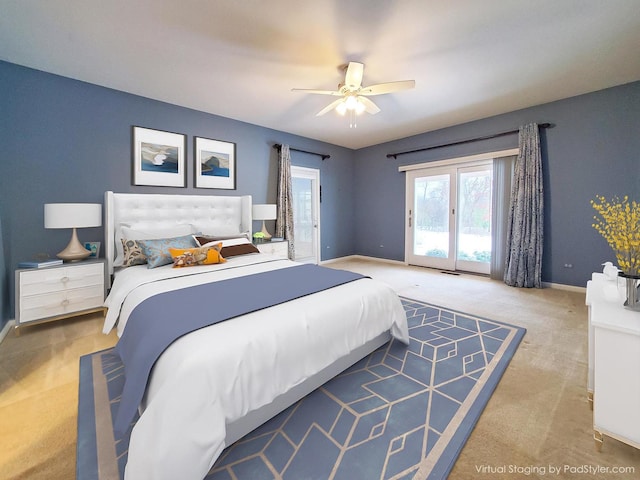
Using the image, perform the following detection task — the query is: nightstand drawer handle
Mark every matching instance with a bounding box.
[61,299,70,307]
[60,276,69,284]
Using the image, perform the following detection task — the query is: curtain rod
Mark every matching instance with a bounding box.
[386,123,553,159]
[273,144,330,161]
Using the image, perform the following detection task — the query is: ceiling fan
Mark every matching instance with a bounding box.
[292,62,415,119]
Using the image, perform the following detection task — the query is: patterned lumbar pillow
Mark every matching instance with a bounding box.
[120,239,147,267]
[137,234,199,268]
[169,243,226,268]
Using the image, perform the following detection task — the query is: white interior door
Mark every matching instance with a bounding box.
[406,162,492,274]
[291,166,320,264]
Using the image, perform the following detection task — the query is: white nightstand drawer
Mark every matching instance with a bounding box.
[18,285,105,323]
[256,240,288,259]
[20,263,103,296]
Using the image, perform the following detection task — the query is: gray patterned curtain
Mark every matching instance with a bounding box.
[275,145,295,259]
[504,123,544,288]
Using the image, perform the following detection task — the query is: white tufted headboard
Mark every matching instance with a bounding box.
[104,191,252,279]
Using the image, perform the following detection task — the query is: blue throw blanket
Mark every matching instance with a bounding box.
[113,264,366,436]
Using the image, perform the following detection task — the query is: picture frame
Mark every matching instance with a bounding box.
[84,241,101,258]
[194,136,236,189]
[132,126,186,187]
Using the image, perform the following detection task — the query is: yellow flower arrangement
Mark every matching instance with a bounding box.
[591,195,640,276]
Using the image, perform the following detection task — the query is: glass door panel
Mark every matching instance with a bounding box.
[292,176,314,262]
[407,170,455,270]
[456,166,492,274]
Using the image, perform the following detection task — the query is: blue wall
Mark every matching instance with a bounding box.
[353,81,640,287]
[0,61,356,329]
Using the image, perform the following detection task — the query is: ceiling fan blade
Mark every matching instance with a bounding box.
[359,80,415,96]
[316,98,345,116]
[358,96,380,115]
[292,88,342,96]
[344,62,364,89]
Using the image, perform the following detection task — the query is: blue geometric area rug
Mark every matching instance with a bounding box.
[77,298,525,480]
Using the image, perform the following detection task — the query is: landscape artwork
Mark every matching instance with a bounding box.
[132,126,186,187]
[140,142,180,174]
[195,136,236,189]
[200,150,230,177]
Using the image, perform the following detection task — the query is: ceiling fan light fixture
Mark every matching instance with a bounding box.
[345,95,358,110]
[336,101,347,115]
[355,98,366,115]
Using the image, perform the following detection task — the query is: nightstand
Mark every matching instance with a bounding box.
[255,240,289,259]
[15,259,106,332]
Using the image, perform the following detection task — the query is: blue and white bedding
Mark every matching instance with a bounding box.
[103,253,409,480]
[103,253,286,336]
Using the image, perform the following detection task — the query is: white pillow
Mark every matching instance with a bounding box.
[194,223,244,237]
[195,235,251,248]
[220,236,252,247]
[113,224,195,267]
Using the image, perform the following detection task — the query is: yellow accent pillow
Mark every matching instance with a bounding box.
[169,243,226,268]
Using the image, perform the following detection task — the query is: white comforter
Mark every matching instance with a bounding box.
[104,254,409,480]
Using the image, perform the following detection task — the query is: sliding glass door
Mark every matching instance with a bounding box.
[406,162,493,274]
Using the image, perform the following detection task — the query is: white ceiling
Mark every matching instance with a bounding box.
[1,0,639,149]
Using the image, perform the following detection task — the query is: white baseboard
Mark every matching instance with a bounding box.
[543,281,586,293]
[321,255,406,266]
[0,319,15,345]
[322,256,586,293]
[320,255,355,265]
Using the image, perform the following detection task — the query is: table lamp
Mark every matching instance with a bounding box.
[44,203,102,261]
[252,204,277,240]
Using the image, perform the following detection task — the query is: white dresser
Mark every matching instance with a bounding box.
[255,240,289,259]
[15,259,105,331]
[586,272,640,451]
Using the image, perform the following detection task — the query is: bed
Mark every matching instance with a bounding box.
[102,191,409,480]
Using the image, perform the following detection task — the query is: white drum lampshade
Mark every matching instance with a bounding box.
[44,203,102,261]
[252,204,277,239]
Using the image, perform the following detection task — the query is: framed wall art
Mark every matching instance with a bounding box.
[132,126,186,187]
[194,136,236,189]
[84,241,101,258]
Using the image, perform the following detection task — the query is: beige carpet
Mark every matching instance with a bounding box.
[1,257,638,479]
[0,313,117,480]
